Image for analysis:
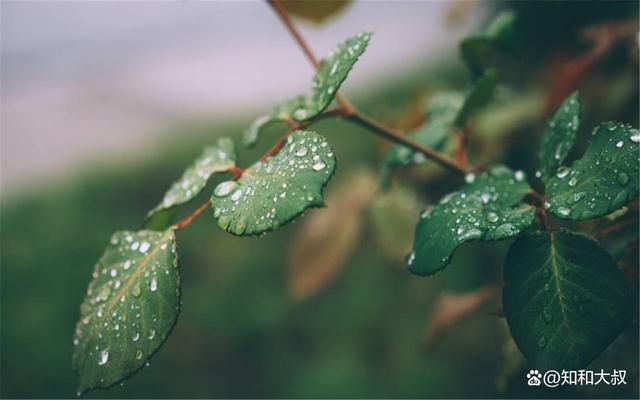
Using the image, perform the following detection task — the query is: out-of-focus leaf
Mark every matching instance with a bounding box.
[545,122,639,220]
[287,170,376,300]
[537,92,580,183]
[73,229,180,395]
[292,32,371,121]
[455,69,498,127]
[243,96,306,147]
[503,229,632,370]
[280,0,351,25]
[424,285,497,349]
[460,11,517,75]
[211,130,336,236]
[409,166,535,276]
[369,184,424,261]
[384,92,464,169]
[146,138,236,221]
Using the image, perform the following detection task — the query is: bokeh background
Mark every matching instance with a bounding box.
[1,1,638,398]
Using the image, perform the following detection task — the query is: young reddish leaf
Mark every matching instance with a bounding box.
[287,170,376,300]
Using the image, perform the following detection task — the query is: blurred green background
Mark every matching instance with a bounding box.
[1,1,638,398]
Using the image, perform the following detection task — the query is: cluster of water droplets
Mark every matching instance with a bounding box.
[408,167,534,269]
[211,131,335,235]
[73,230,179,372]
[545,122,638,220]
[154,139,234,212]
[293,32,371,121]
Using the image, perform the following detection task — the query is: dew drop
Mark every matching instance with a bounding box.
[132,283,142,297]
[630,133,640,143]
[98,349,109,365]
[464,173,476,184]
[312,161,326,171]
[135,350,143,360]
[406,252,415,266]
[615,140,624,148]
[617,172,629,186]
[139,242,151,253]
[556,166,570,179]
[149,277,158,292]
[230,189,243,202]
[514,170,525,182]
[556,206,571,217]
[123,260,132,270]
[568,177,577,187]
[148,329,156,340]
[132,332,140,342]
[486,212,499,223]
[295,146,308,157]
[214,181,238,197]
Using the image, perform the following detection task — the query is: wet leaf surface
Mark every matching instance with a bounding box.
[73,229,180,395]
[545,122,639,220]
[211,130,336,236]
[409,165,535,276]
[503,229,632,370]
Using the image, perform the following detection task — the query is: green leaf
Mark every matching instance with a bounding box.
[460,11,517,75]
[211,130,336,236]
[409,166,535,276]
[460,36,493,77]
[503,229,632,370]
[545,122,639,220]
[383,92,463,168]
[455,69,498,127]
[73,229,180,395]
[243,96,306,147]
[291,32,371,121]
[537,92,580,182]
[484,10,517,51]
[146,138,236,220]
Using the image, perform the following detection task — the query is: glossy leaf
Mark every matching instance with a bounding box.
[409,166,535,276]
[545,122,639,220]
[146,138,236,219]
[292,32,371,121]
[243,96,306,147]
[73,229,180,395]
[460,11,517,75]
[537,92,580,182]
[503,229,632,370]
[211,130,336,236]
[384,92,463,168]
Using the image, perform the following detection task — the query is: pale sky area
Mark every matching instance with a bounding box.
[1,1,479,193]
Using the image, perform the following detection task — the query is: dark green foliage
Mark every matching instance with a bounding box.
[503,230,632,370]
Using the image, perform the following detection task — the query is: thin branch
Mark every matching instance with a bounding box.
[266,0,469,177]
[268,0,354,114]
[173,201,210,230]
[348,113,469,176]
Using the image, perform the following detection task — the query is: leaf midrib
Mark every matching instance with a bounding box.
[85,229,174,347]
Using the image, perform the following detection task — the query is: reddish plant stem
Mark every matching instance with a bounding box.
[594,218,637,238]
[455,126,470,168]
[173,201,210,230]
[347,113,469,176]
[267,0,355,115]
